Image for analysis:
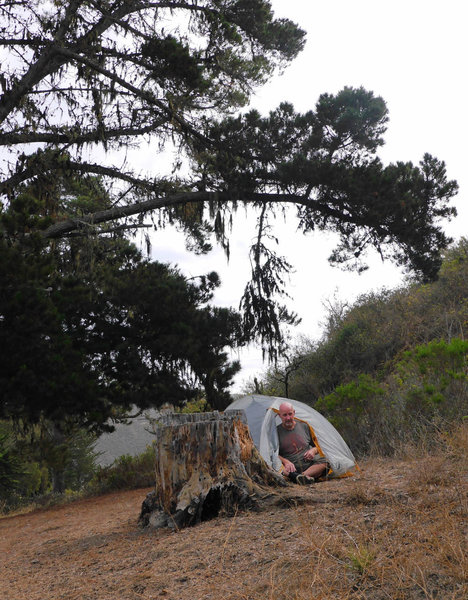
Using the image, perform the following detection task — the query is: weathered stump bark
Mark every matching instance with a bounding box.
[139,410,286,529]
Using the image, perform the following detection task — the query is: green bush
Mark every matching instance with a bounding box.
[312,338,468,457]
[0,419,102,512]
[0,432,22,492]
[0,419,156,514]
[88,445,155,493]
[0,428,53,512]
[316,375,386,455]
[179,397,210,413]
[397,338,468,421]
[17,461,51,498]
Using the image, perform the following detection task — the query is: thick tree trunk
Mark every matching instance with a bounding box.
[139,410,286,529]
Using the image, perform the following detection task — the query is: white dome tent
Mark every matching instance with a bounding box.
[226,395,358,478]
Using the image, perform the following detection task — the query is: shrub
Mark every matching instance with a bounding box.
[0,419,102,512]
[88,445,155,493]
[316,375,386,455]
[396,338,468,421]
[311,338,468,457]
[0,432,22,493]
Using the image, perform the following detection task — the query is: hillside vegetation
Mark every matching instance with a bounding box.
[259,238,468,454]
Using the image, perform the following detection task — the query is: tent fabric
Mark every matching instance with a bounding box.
[226,394,357,477]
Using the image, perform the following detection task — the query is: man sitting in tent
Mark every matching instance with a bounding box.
[277,401,329,485]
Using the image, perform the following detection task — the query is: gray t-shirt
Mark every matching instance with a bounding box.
[277,421,315,470]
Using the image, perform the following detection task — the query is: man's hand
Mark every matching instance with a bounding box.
[303,447,318,461]
[281,459,296,474]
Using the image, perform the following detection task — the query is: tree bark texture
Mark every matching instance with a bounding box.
[139,411,286,529]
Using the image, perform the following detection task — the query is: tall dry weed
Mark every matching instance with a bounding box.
[441,420,468,463]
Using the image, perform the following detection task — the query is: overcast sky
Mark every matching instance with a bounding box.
[147,0,467,393]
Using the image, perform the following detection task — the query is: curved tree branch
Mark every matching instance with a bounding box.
[0,120,169,146]
[40,188,392,240]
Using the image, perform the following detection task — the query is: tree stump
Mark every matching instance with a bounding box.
[139,410,286,529]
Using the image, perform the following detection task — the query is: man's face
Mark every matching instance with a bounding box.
[279,405,296,430]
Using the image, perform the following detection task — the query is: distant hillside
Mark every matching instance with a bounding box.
[93,409,160,466]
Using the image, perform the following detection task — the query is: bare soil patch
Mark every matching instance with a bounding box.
[1,457,466,600]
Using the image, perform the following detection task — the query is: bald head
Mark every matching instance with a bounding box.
[278,402,296,430]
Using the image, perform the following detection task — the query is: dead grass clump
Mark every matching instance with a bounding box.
[391,421,467,496]
[251,536,350,600]
[405,456,451,494]
[391,419,467,463]
[430,511,468,582]
[341,481,383,507]
[387,499,468,600]
[440,421,468,463]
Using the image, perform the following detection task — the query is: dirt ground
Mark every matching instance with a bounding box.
[1,457,467,600]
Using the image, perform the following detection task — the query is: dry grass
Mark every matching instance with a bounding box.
[1,424,466,600]
[256,424,468,600]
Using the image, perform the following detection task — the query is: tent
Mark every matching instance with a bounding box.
[226,394,358,477]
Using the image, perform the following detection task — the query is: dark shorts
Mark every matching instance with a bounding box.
[294,455,328,474]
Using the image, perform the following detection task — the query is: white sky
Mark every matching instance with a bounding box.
[147,0,467,392]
